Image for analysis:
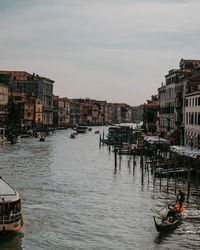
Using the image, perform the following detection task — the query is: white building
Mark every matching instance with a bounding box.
[185,90,200,147]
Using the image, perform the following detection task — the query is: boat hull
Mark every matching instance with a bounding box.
[0,213,23,232]
[153,215,182,233]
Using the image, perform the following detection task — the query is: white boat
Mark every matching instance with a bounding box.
[0,177,24,232]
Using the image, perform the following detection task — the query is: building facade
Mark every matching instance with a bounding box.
[143,95,158,133]
[0,83,8,128]
[7,92,36,130]
[53,96,70,127]
[0,71,54,126]
[69,100,82,126]
[158,59,200,143]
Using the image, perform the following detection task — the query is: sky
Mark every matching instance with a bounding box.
[0,0,200,105]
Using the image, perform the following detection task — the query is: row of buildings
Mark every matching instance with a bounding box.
[140,59,200,147]
[0,70,139,135]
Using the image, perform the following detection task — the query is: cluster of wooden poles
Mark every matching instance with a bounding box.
[99,132,200,201]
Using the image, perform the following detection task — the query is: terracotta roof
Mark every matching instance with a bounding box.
[0,70,54,82]
[144,102,158,107]
[180,59,200,63]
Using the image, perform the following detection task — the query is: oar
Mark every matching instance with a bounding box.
[157,204,169,213]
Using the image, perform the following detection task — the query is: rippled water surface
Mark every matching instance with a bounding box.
[0,127,200,250]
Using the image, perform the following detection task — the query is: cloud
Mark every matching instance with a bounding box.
[0,0,200,105]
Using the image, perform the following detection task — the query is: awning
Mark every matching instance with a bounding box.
[170,146,200,159]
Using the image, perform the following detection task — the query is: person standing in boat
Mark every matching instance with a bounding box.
[176,190,185,211]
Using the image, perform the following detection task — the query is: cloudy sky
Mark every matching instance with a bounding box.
[0,0,200,105]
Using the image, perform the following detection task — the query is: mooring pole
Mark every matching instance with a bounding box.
[99,134,101,148]
[195,161,199,189]
[140,154,144,185]
[187,161,191,202]
[114,147,117,168]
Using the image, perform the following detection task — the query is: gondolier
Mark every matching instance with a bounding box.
[177,190,185,211]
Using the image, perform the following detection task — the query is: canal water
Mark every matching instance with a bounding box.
[0,126,200,250]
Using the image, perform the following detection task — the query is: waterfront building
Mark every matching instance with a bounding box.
[63,97,70,126]
[0,71,54,126]
[53,96,70,127]
[131,106,138,123]
[0,83,8,128]
[95,101,106,125]
[112,104,121,124]
[7,92,36,130]
[184,89,200,147]
[69,100,82,126]
[35,98,43,128]
[73,99,107,126]
[158,59,200,143]
[82,102,93,125]
[184,71,200,147]
[131,105,143,124]
[105,103,113,125]
[0,83,8,142]
[143,95,158,133]
[92,103,99,125]
[119,104,132,123]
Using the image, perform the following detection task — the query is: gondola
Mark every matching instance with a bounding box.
[153,214,182,233]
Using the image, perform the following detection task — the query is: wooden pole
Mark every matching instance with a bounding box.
[187,160,191,202]
[195,161,199,189]
[115,149,117,167]
[99,134,101,148]
[141,155,144,185]
[119,153,122,170]
[174,155,177,195]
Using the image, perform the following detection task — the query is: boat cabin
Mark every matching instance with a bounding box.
[0,177,23,232]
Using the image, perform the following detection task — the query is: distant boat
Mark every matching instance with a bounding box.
[0,177,24,232]
[10,135,21,144]
[39,132,46,141]
[39,136,46,142]
[71,132,78,139]
[76,126,88,133]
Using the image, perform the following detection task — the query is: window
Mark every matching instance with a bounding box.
[191,113,194,124]
[198,113,200,125]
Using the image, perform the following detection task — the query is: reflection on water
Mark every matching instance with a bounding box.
[0,232,23,250]
[0,127,200,249]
